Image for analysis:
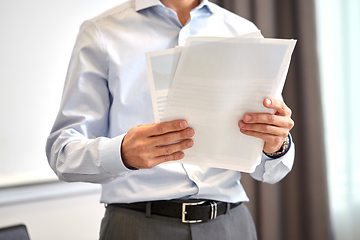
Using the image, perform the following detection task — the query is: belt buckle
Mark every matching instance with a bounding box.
[209,201,218,220]
[182,201,205,223]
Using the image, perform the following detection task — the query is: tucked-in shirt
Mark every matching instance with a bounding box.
[46,0,295,204]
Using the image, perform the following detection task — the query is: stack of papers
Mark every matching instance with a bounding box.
[145,31,296,173]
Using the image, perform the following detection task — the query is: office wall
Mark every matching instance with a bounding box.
[0,1,125,239]
[0,190,105,240]
[0,0,125,187]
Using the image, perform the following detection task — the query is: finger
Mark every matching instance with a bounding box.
[137,123,155,128]
[263,98,292,116]
[147,120,188,137]
[150,151,186,166]
[240,128,285,146]
[153,139,194,158]
[150,127,195,147]
[239,121,288,137]
[241,113,294,129]
[135,150,186,169]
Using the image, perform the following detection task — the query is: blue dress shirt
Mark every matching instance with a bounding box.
[46,0,295,204]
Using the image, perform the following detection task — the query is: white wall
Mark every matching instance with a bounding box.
[0,189,105,240]
[0,1,126,239]
[0,0,125,187]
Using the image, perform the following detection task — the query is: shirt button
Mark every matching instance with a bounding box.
[193,175,198,181]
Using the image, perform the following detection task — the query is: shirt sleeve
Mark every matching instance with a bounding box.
[250,135,295,184]
[45,21,133,184]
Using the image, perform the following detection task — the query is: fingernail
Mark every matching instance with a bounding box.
[180,121,187,129]
[265,99,272,106]
[239,121,246,128]
[187,140,194,147]
[187,129,194,137]
[244,115,251,122]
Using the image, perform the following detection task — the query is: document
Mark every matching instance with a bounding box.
[146,31,262,123]
[146,47,183,123]
[146,32,296,173]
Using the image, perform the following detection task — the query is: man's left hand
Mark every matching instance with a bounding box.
[238,98,294,155]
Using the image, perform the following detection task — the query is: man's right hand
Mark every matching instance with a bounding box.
[121,120,195,169]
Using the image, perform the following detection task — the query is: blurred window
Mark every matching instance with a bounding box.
[315,1,360,239]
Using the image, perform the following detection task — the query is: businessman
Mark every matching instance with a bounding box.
[46,0,295,239]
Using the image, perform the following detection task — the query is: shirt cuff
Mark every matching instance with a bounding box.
[100,134,135,173]
[263,136,294,168]
[251,138,295,183]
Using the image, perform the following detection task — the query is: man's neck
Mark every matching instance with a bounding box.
[161,0,200,26]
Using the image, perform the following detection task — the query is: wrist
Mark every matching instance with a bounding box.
[264,134,291,159]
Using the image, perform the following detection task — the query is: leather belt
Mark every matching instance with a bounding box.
[110,200,242,223]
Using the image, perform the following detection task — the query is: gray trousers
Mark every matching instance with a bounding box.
[99,203,257,240]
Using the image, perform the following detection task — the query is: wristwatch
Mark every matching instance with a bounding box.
[264,135,290,159]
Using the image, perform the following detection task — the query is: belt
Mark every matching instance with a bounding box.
[110,200,242,223]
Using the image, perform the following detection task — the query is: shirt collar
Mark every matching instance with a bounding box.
[135,0,159,11]
[135,0,213,14]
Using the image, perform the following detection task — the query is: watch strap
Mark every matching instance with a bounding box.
[264,134,291,159]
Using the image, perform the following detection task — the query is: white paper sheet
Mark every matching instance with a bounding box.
[146,31,262,123]
[146,47,183,122]
[146,32,296,173]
